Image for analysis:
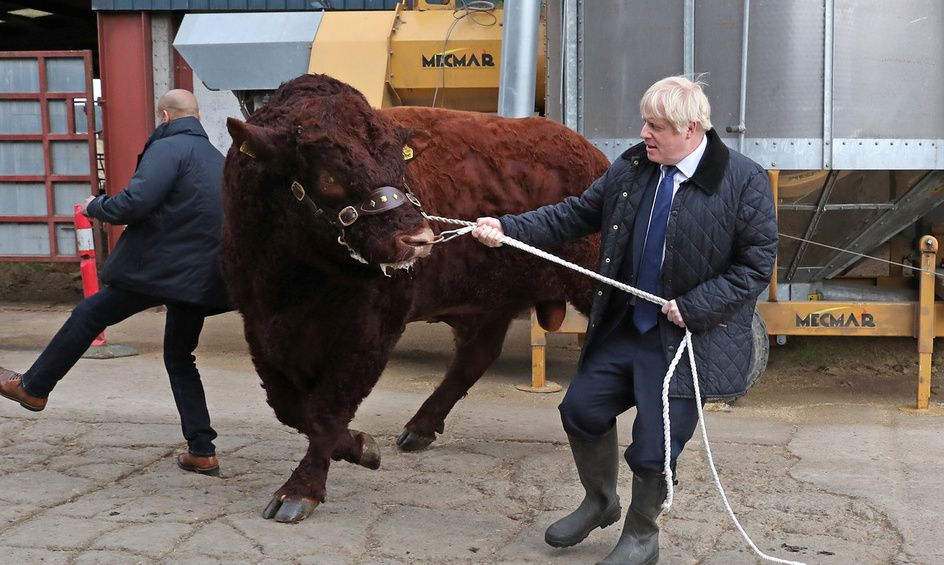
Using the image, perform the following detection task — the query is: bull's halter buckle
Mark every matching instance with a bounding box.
[338,206,359,227]
[291,180,306,201]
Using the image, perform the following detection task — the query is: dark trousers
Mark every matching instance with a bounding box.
[21,286,218,456]
[559,313,700,476]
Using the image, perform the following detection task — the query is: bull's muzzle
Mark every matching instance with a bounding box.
[399,227,436,258]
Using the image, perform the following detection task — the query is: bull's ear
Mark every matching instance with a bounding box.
[395,125,412,146]
[404,126,433,159]
[226,118,281,161]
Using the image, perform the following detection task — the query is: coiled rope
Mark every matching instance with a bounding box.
[424,213,806,565]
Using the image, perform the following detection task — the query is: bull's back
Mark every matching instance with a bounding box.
[383,106,605,320]
[382,107,609,219]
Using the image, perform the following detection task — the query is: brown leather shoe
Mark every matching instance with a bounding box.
[0,367,47,412]
[176,452,220,476]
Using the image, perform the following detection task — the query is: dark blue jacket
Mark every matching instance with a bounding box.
[86,116,229,310]
[500,129,777,399]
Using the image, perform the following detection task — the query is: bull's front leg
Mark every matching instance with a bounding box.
[262,406,340,523]
[258,363,380,470]
[397,313,516,451]
[261,397,383,523]
[262,382,378,523]
[262,316,405,523]
[332,428,381,470]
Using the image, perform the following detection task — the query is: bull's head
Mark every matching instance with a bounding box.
[226,89,435,276]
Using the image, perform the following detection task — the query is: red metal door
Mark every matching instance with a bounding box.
[97,12,154,251]
[0,50,96,262]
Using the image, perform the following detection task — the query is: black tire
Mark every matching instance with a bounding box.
[716,309,769,403]
[746,309,770,391]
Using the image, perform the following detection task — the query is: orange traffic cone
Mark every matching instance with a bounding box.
[75,204,137,359]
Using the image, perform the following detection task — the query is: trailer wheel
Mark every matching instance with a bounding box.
[716,310,769,403]
[746,309,770,392]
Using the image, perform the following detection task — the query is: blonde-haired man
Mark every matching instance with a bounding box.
[473,76,777,563]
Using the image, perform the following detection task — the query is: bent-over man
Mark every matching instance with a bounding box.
[0,89,230,476]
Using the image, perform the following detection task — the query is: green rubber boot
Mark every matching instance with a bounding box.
[596,473,667,565]
[545,427,622,547]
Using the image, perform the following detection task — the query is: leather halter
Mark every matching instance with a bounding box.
[289,180,424,228]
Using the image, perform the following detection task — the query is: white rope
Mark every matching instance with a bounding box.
[686,334,804,565]
[660,332,689,509]
[424,215,668,307]
[425,213,806,565]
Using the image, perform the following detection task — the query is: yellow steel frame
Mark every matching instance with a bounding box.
[520,304,586,393]
[527,171,941,411]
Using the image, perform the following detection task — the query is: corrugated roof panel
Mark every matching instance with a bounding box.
[93,0,400,9]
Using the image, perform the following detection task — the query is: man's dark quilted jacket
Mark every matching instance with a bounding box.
[500,128,778,399]
[86,116,229,310]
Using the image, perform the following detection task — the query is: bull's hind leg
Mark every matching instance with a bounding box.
[396,313,516,451]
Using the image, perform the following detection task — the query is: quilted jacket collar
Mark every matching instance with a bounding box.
[143,116,208,153]
[619,128,729,194]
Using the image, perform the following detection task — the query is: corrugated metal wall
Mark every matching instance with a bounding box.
[92,0,400,10]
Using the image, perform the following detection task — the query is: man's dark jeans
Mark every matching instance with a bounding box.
[21,286,218,456]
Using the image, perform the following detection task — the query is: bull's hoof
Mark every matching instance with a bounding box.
[395,428,436,452]
[262,495,319,523]
[356,431,381,470]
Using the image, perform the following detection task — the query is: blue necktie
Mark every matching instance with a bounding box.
[632,165,678,333]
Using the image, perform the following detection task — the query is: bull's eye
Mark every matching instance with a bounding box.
[318,170,347,201]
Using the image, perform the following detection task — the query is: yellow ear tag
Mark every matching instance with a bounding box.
[402,145,414,161]
[240,141,256,158]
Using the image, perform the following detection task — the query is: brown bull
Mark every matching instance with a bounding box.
[222,73,608,523]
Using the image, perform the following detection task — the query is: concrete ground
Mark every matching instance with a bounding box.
[0,303,942,565]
